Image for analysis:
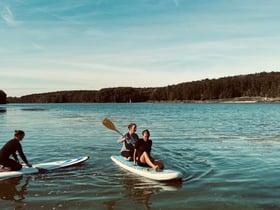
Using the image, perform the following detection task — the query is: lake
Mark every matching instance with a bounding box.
[0,103,279,210]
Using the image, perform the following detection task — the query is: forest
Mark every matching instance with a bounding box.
[4,72,280,103]
[0,90,6,104]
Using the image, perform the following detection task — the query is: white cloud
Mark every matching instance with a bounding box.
[1,6,20,26]
[32,42,45,51]
[1,0,280,97]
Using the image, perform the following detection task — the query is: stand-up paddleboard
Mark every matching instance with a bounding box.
[111,155,182,181]
[0,156,89,181]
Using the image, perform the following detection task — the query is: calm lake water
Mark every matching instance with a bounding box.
[0,103,279,210]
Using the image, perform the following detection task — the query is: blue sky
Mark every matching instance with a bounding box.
[1,0,280,97]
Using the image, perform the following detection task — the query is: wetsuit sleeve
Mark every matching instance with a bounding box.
[12,153,19,161]
[134,139,140,159]
[17,144,29,164]
[135,139,139,150]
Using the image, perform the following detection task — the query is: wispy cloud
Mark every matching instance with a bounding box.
[1,6,20,26]
[1,0,280,97]
[32,42,45,51]
[173,0,179,7]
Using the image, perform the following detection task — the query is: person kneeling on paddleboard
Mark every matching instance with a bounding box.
[133,129,164,172]
[0,130,32,171]
[117,123,139,161]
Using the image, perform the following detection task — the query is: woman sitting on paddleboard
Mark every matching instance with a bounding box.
[0,130,32,171]
[133,129,164,171]
[117,123,139,161]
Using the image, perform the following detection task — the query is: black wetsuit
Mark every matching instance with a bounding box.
[0,139,29,171]
[135,138,153,167]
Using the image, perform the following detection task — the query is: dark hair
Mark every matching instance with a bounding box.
[128,123,136,129]
[14,130,25,137]
[142,129,150,138]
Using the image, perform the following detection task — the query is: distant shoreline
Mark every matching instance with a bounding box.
[152,97,280,104]
[205,96,280,103]
[4,96,280,104]
[3,71,280,104]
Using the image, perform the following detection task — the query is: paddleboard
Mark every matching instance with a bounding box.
[0,156,89,181]
[111,155,182,181]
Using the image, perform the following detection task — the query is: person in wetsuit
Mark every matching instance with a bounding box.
[117,123,139,161]
[133,129,164,171]
[0,130,32,171]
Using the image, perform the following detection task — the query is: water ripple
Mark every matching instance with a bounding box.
[1,103,280,209]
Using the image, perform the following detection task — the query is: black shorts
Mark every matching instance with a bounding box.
[137,159,149,167]
[121,151,134,160]
[137,157,154,167]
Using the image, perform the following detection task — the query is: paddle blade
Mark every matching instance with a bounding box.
[102,118,122,135]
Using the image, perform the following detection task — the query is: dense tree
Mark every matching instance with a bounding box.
[0,90,7,104]
[6,72,280,103]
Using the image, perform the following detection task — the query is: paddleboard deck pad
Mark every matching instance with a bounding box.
[0,156,89,181]
[111,155,182,181]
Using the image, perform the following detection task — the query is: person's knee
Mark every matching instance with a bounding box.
[142,152,148,157]
[121,151,130,158]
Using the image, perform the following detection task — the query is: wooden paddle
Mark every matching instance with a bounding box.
[102,118,123,136]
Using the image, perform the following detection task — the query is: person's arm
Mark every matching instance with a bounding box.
[133,140,139,165]
[117,133,127,143]
[17,144,32,167]
[133,149,137,166]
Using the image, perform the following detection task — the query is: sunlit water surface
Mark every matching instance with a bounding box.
[0,103,279,210]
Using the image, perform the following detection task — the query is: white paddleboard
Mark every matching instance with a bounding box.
[111,155,182,181]
[0,156,89,181]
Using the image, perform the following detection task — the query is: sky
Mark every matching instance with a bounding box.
[1,0,280,97]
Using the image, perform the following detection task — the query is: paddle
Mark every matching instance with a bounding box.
[102,118,123,136]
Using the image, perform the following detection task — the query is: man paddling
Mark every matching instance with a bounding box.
[0,130,32,171]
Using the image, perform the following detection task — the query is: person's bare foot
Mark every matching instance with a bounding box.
[0,165,11,171]
[124,156,131,161]
[153,165,159,172]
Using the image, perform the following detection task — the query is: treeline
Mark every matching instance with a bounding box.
[163,71,280,101]
[6,72,280,103]
[0,90,7,104]
[9,88,152,103]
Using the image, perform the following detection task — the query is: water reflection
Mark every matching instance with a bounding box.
[0,107,6,113]
[107,173,182,210]
[0,176,30,201]
[128,177,182,210]
[21,108,49,111]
